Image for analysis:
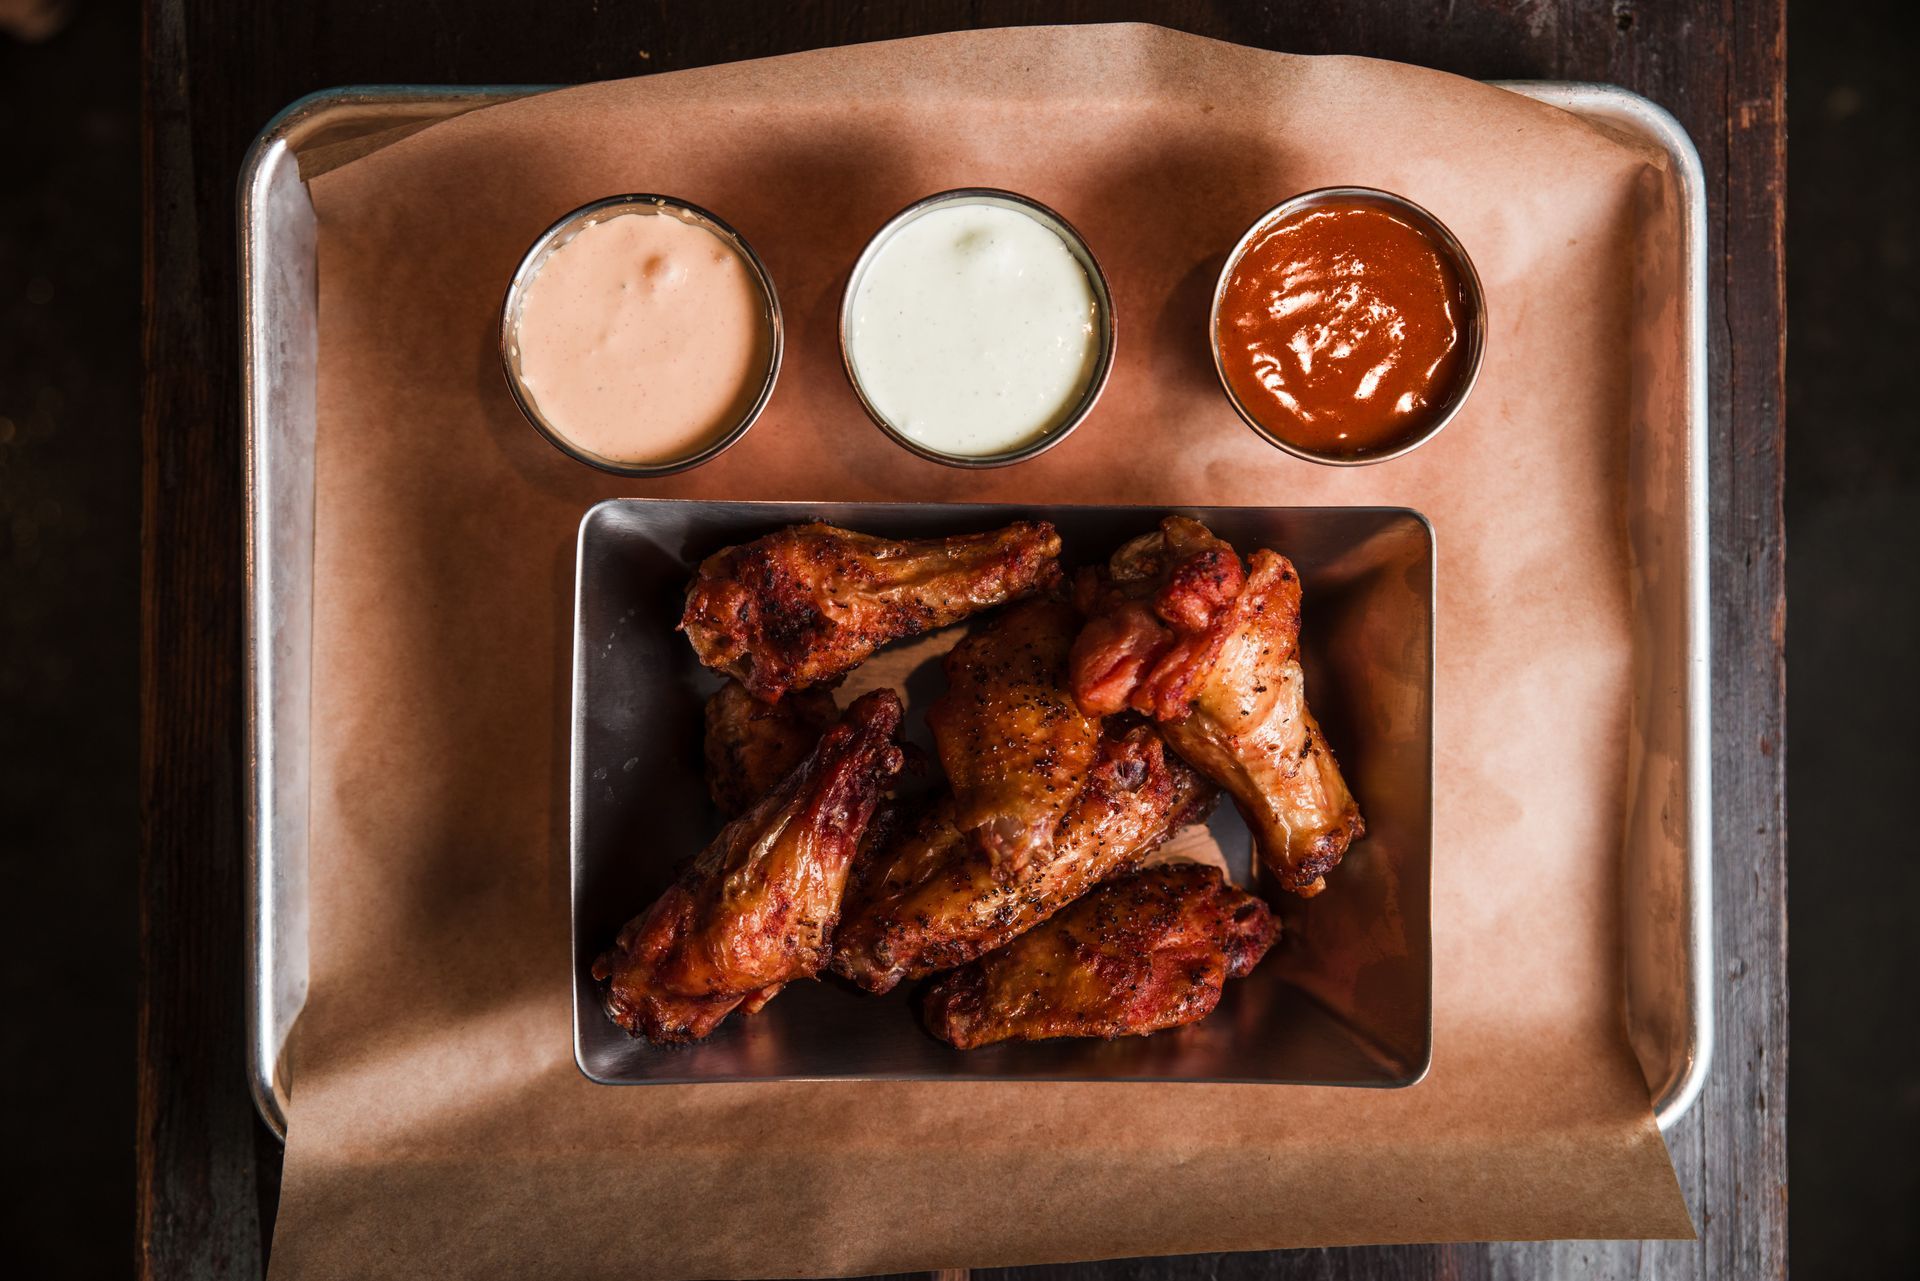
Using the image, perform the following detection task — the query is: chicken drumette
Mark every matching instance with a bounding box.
[922,861,1278,1049]
[680,520,1062,701]
[1068,516,1363,896]
[593,690,904,1043]
[831,601,1215,993]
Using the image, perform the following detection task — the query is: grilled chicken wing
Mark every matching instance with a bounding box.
[923,861,1277,1048]
[680,520,1063,701]
[592,690,904,1042]
[1068,516,1363,896]
[703,679,839,816]
[832,722,1214,994]
[925,599,1102,876]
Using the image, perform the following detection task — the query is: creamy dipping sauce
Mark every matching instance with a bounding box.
[847,203,1101,458]
[512,210,772,466]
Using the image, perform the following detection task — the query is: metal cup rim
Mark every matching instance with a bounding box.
[499,194,784,479]
[1208,185,1487,467]
[838,187,1116,470]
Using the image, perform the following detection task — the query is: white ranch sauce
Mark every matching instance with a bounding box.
[848,203,1099,458]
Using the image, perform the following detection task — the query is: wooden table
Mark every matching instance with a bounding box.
[139,2,1786,1277]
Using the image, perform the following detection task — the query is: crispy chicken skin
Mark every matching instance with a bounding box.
[680,521,1063,701]
[702,679,839,816]
[925,599,1102,876]
[922,861,1277,1049]
[831,724,1215,994]
[1068,516,1363,897]
[592,690,904,1043]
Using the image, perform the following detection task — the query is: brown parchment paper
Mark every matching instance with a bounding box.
[270,24,1692,1278]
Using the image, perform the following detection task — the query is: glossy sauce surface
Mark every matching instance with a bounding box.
[514,211,771,466]
[1216,202,1468,458]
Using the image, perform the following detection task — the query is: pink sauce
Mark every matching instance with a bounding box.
[513,211,772,465]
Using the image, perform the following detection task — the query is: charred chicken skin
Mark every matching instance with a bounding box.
[592,690,904,1043]
[925,599,1102,877]
[922,861,1278,1048]
[680,520,1063,701]
[831,606,1215,993]
[1068,516,1363,896]
[704,678,916,859]
[702,678,839,816]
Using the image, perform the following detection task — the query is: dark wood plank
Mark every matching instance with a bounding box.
[1,3,143,1276]
[139,2,1786,1278]
[1698,0,1790,1276]
[138,0,280,1272]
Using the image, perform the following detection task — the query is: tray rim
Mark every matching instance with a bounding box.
[241,77,1710,1140]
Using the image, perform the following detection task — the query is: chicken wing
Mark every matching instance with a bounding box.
[925,599,1102,876]
[831,724,1215,993]
[702,678,839,816]
[592,689,904,1042]
[1068,516,1363,896]
[680,520,1062,701]
[922,861,1278,1049]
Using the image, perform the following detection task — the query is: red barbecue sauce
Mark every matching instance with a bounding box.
[1216,201,1469,459]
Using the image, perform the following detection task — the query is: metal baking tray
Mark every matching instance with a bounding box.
[572,500,1433,1086]
[242,81,1710,1136]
